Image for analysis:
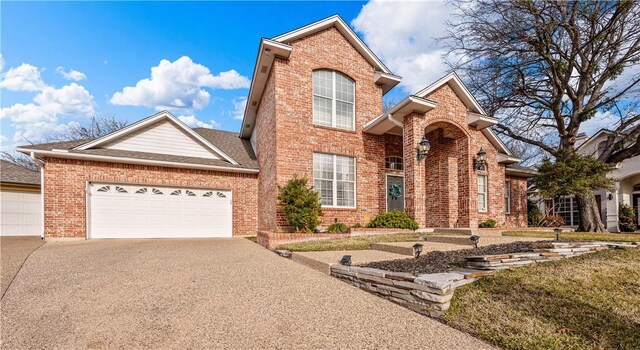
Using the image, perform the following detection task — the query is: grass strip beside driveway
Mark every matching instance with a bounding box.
[443,248,640,350]
[276,233,424,252]
[503,231,640,243]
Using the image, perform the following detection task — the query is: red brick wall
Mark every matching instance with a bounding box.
[254,67,278,231]
[267,27,386,228]
[505,176,528,227]
[42,157,258,238]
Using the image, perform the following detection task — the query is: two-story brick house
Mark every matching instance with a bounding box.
[17,15,532,239]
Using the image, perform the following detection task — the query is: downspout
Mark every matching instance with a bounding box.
[29,152,45,240]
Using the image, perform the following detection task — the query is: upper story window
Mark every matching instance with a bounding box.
[385,156,403,171]
[312,70,355,131]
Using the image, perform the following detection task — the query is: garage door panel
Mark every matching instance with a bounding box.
[90,183,232,239]
[1,191,42,236]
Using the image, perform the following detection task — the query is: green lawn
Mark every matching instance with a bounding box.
[275,233,424,252]
[503,231,640,243]
[444,248,640,350]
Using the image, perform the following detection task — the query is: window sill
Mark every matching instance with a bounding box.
[312,124,357,134]
[322,206,357,210]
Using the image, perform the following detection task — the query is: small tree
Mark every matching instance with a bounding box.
[535,155,615,231]
[277,176,323,232]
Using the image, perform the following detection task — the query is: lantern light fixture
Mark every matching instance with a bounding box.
[473,147,487,171]
[417,136,430,162]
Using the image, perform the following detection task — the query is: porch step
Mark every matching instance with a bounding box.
[432,228,476,236]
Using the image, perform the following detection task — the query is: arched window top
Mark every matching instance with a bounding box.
[312,70,355,131]
[96,185,110,193]
[385,156,403,171]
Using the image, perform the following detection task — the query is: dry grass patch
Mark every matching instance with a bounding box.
[503,231,640,243]
[443,248,640,350]
[276,233,424,252]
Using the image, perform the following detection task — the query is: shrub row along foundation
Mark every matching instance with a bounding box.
[465,241,638,270]
[331,241,638,317]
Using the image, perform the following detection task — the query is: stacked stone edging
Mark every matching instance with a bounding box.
[465,241,638,270]
[257,229,413,250]
[331,241,638,317]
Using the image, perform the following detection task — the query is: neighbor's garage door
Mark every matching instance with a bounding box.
[89,183,232,239]
[0,190,41,236]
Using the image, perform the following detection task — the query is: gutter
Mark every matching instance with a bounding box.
[16,148,260,175]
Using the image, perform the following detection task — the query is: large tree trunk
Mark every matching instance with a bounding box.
[576,193,607,232]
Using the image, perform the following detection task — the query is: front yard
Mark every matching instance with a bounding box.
[503,231,640,243]
[443,247,640,350]
[276,233,424,252]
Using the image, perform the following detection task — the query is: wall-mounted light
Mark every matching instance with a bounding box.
[608,193,613,200]
[416,136,430,162]
[473,148,487,171]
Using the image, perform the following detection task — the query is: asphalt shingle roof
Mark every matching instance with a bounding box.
[1,160,40,186]
[18,128,258,170]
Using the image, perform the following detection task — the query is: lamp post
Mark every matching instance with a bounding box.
[470,235,480,249]
[416,136,430,162]
[473,148,487,171]
[554,227,562,241]
[340,255,352,266]
[413,243,423,259]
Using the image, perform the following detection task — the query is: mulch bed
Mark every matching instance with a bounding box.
[361,241,545,274]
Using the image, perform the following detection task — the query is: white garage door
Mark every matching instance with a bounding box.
[89,183,232,239]
[0,190,42,236]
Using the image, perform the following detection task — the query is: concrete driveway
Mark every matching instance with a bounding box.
[1,238,490,349]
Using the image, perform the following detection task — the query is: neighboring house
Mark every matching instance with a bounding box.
[0,160,42,236]
[17,15,533,239]
[536,130,639,231]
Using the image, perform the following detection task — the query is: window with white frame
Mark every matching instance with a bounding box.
[554,197,580,227]
[385,156,403,170]
[505,181,511,214]
[478,175,488,212]
[313,153,356,207]
[312,70,355,130]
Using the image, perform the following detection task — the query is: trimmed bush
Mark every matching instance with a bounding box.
[619,203,638,232]
[277,176,323,232]
[327,223,348,233]
[479,219,497,228]
[367,210,419,230]
[527,200,543,226]
[350,223,363,229]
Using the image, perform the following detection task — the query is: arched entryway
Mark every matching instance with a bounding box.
[422,122,471,227]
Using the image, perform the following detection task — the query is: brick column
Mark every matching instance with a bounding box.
[403,113,426,227]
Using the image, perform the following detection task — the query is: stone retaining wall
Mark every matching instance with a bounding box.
[257,228,414,249]
[465,241,637,270]
[331,241,638,317]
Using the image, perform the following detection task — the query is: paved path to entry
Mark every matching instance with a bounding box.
[1,238,491,349]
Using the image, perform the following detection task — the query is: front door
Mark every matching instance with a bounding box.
[386,175,404,212]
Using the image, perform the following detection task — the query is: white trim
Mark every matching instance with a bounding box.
[385,174,405,212]
[497,153,521,164]
[40,165,45,239]
[273,15,392,74]
[312,70,356,131]
[482,129,513,156]
[85,181,91,239]
[505,180,511,214]
[363,96,437,134]
[467,112,497,130]
[74,111,239,165]
[477,175,488,213]
[17,148,259,174]
[415,72,486,115]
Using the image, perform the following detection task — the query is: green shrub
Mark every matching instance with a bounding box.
[619,203,637,232]
[327,223,348,233]
[478,219,497,228]
[527,200,543,226]
[351,223,363,229]
[367,211,419,230]
[277,176,323,232]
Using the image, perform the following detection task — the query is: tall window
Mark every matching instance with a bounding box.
[313,153,356,207]
[478,175,488,212]
[505,181,511,214]
[554,197,580,227]
[312,70,355,130]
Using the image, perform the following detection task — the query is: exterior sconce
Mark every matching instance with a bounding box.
[416,136,430,162]
[473,147,487,171]
[608,193,613,200]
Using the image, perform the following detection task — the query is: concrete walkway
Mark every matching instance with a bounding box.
[0,236,44,297]
[1,238,491,349]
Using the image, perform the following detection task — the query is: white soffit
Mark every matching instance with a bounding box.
[363,96,437,135]
[74,111,239,165]
[415,72,486,115]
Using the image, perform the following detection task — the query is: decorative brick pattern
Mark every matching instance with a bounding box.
[42,157,258,238]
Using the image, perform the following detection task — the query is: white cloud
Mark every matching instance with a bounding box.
[177,114,221,129]
[352,0,456,93]
[231,97,247,120]
[1,83,95,143]
[110,56,250,111]
[0,63,47,91]
[0,54,5,72]
[56,67,87,81]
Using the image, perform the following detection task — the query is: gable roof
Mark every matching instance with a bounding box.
[74,111,239,165]
[239,15,402,139]
[575,128,614,153]
[0,160,40,186]
[415,72,487,115]
[18,126,258,173]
